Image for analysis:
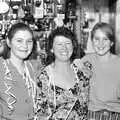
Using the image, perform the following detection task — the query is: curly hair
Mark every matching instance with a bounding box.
[45,26,78,65]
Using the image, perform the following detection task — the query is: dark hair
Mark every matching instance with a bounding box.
[91,22,115,54]
[4,22,37,59]
[7,22,34,41]
[45,26,78,65]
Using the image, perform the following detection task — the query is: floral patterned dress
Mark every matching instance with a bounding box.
[36,62,92,120]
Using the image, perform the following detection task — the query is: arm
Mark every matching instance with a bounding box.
[0,58,11,118]
[72,60,93,102]
[71,63,92,118]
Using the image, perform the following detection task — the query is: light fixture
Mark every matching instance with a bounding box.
[0,1,9,14]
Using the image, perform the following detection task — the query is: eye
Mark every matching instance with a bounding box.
[93,38,99,43]
[56,43,62,46]
[103,38,109,41]
[16,39,23,43]
[27,39,33,44]
[66,42,72,45]
[94,37,99,41]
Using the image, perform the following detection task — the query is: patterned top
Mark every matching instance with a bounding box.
[36,62,92,120]
[0,57,37,120]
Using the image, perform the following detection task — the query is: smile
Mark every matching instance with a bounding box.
[19,50,28,52]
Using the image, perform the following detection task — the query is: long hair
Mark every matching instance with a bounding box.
[91,22,115,54]
[4,22,36,59]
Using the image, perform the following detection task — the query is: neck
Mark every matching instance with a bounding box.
[9,55,25,75]
[97,52,113,62]
[53,60,71,72]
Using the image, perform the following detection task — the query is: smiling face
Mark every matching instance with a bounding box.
[8,30,33,60]
[92,29,113,56]
[52,36,73,62]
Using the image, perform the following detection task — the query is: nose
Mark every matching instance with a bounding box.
[99,39,104,46]
[61,43,68,50]
[22,41,28,49]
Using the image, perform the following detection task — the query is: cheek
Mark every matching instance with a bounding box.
[11,44,17,50]
[103,41,111,47]
[69,47,73,54]
[53,45,60,52]
[28,44,33,50]
[70,46,73,50]
[92,42,97,47]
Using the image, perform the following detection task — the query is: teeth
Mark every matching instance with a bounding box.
[98,48,104,50]
[61,53,67,55]
[60,52,68,55]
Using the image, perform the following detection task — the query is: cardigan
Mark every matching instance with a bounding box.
[0,57,38,120]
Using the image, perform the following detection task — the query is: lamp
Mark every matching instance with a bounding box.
[0,1,9,14]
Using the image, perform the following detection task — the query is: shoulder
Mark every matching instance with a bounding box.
[114,54,120,60]
[0,57,5,64]
[73,53,95,70]
[0,57,7,74]
[111,55,120,65]
[81,53,96,63]
[40,64,52,79]
[71,61,92,89]
[37,64,52,84]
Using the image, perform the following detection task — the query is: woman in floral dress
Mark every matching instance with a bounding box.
[36,27,92,120]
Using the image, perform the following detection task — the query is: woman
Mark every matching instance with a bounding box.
[75,22,120,119]
[36,27,92,120]
[0,22,37,120]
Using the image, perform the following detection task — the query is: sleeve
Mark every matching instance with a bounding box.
[73,54,92,69]
[77,68,90,103]
[70,63,92,118]
[35,70,52,119]
[0,58,10,117]
[73,61,93,104]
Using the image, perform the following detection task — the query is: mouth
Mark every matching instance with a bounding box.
[19,50,28,53]
[96,47,106,51]
[60,51,69,56]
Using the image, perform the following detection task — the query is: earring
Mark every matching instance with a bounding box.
[51,49,53,53]
[111,42,114,47]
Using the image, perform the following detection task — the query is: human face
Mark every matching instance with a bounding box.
[52,36,73,62]
[92,29,112,56]
[8,30,33,60]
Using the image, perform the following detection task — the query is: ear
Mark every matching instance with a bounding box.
[6,38,11,48]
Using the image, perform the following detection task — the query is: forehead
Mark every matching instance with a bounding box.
[53,36,72,43]
[13,30,32,39]
[94,29,107,36]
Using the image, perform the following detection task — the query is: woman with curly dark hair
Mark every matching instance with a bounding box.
[36,27,92,120]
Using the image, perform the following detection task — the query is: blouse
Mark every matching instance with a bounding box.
[36,62,92,120]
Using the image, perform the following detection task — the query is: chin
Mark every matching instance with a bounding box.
[61,59,70,62]
[18,55,30,60]
[97,52,109,56]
